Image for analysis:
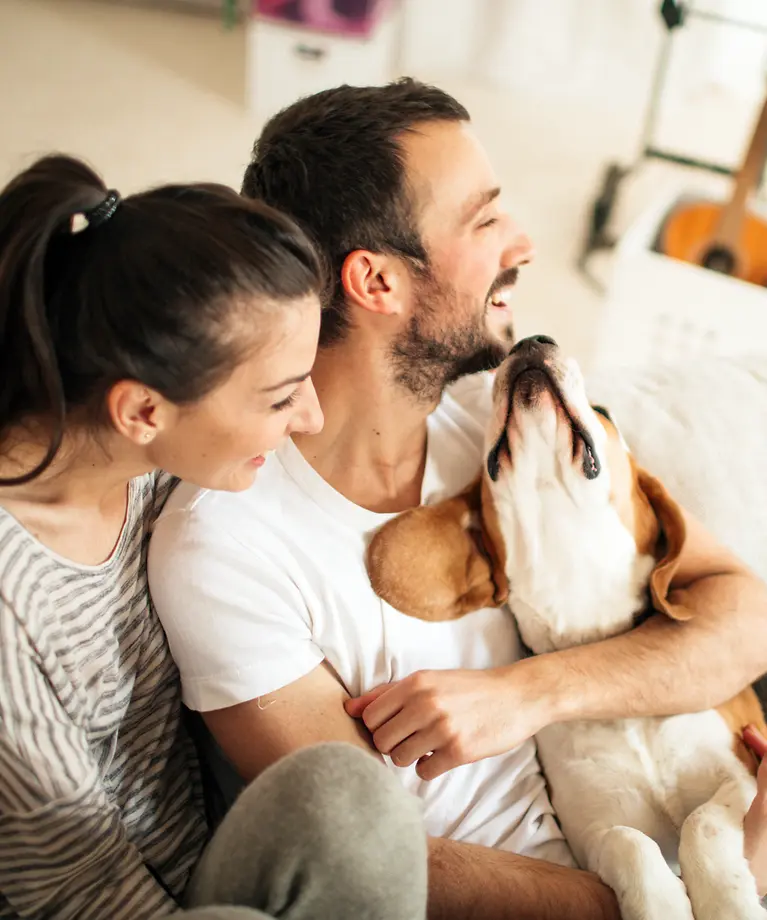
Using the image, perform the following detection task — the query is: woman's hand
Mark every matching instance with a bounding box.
[344,663,552,780]
[744,723,767,897]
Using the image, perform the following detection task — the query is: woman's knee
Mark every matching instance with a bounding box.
[190,743,428,916]
[239,742,425,860]
[183,908,271,920]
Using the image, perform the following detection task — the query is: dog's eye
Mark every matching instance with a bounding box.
[591,405,612,422]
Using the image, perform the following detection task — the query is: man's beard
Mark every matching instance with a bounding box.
[390,268,516,404]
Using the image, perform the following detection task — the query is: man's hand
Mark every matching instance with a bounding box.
[344,661,551,780]
[744,723,767,897]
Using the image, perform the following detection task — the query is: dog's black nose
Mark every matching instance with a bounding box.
[510,334,558,354]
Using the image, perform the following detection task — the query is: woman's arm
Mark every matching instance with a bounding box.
[0,603,177,920]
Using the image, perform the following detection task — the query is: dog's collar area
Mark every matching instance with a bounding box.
[486,366,601,482]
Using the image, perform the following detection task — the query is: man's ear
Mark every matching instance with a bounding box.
[634,465,689,620]
[341,250,408,317]
[366,477,506,622]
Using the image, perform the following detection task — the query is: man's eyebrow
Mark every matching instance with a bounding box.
[261,371,312,393]
[461,187,501,224]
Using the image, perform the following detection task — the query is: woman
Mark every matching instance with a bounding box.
[0,155,427,920]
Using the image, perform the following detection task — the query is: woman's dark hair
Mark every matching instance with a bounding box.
[0,154,322,484]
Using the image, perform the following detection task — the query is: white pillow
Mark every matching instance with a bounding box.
[586,354,767,583]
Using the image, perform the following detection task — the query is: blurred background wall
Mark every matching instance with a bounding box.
[2,0,767,370]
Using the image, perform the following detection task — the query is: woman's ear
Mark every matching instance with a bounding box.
[366,477,504,621]
[106,381,164,445]
[635,465,689,620]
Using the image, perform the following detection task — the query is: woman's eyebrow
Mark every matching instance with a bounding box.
[261,371,312,393]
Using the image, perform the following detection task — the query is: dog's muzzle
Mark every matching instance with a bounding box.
[486,336,601,483]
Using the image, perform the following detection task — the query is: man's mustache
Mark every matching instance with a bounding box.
[487,267,520,303]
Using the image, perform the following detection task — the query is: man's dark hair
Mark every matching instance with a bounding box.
[242,78,469,346]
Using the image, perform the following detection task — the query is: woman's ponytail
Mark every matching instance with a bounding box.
[0,156,110,483]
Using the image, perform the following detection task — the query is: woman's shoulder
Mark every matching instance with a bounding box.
[0,472,172,639]
[0,509,55,644]
[138,470,180,523]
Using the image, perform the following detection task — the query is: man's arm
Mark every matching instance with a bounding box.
[202,663,619,920]
[540,507,767,723]
[201,661,374,776]
[347,507,767,780]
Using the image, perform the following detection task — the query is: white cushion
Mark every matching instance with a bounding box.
[586,354,767,584]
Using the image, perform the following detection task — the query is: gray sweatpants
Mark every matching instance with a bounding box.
[182,742,428,920]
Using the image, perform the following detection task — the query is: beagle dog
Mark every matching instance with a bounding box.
[368,335,767,920]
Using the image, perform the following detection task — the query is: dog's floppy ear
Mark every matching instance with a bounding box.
[633,464,689,620]
[366,477,507,622]
[480,476,509,606]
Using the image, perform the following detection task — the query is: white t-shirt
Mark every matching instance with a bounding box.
[148,373,572,864]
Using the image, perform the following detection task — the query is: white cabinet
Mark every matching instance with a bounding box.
[246,9,400,124]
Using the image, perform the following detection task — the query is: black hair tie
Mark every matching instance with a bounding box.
[84,189,121,228]
[70,189,122,234]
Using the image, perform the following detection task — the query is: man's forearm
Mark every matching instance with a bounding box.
[529,571,767,725]
[427,836,619,920]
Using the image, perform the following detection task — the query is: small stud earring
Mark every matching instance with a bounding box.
[144,432,152,442]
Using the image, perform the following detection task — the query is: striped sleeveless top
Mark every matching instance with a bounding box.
[0,472,208,919]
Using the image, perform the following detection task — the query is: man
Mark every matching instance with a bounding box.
[149,79,767,919]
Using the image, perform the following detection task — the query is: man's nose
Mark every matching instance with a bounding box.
[290,379,324,436]
[502,226,535,270]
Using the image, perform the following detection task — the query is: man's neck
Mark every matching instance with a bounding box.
[292,341,441,513]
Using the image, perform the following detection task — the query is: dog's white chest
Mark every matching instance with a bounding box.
[497,489,654,652]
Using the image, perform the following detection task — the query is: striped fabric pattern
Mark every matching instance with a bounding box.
[0,473,208,920]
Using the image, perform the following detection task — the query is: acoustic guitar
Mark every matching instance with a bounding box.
[660,90,767,285]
